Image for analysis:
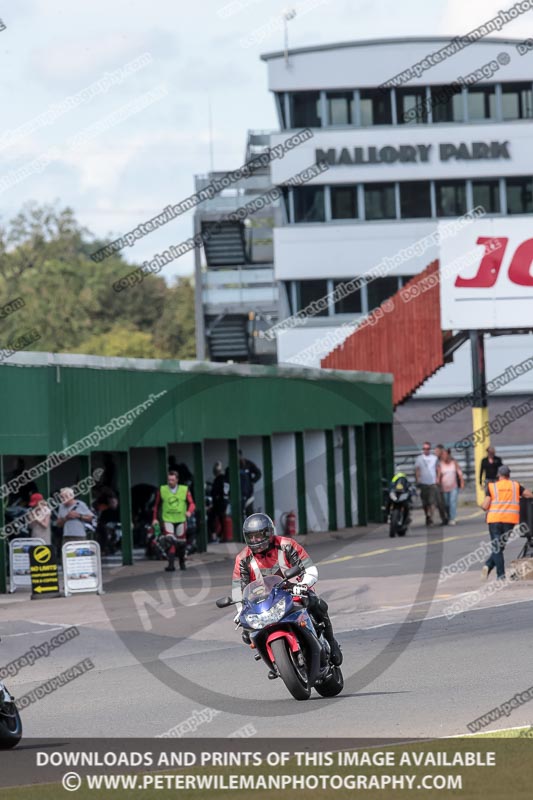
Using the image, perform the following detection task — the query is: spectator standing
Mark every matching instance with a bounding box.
[239,450,261,517]
[27,493,52,545]
[439,449,464,526]
[415,442,441,527]
[433,444,449,525]
[208,461,229,543]
[152,470,195,572]
[479,446,503,489]
[56,488,95,544]
[481,465,533,581]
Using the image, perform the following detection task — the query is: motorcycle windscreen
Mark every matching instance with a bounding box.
[242,575,283,604]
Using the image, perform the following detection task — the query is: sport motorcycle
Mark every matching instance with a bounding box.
[216,565,343,701]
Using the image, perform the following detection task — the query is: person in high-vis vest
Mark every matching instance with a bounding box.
[152,470,195,572]
[481,465,533,581]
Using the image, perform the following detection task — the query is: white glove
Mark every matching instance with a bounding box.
[291,584,309,597]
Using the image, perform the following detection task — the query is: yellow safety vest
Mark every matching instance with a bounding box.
[160,484,188,523]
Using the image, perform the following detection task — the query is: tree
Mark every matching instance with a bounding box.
[153,277,196,359]
[0,203,196,359]
[76,325,171,359]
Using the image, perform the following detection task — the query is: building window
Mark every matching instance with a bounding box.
[396,88,428,124]
[331,186,358,219]
[327,91,354,125]
[506,177,533,214]
[333,280,362,314]
[501,82,533,120]
[290,92,322,127]
[435,180,467,217]
[367,277,399,310]
[431,85,464,122]
[276,92,287,128]
[400,181,432,218]
[293,186,325,222]
[360,89,392,125]
[398,275,413,288]
[467,86,496,121]
[472,180,501,213]
[298,279,329,316]
[280,186,290,223]
[364,183,396,220]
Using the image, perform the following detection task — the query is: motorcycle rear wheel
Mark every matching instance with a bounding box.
[0,702,22,749]
[315,666,344,697]
[270,639,311,701]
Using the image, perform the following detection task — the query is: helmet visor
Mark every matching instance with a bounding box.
[246,529,269,545]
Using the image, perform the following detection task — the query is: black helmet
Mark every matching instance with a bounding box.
[243,513,275,554]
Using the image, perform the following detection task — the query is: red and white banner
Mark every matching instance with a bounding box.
[440,218,533,330]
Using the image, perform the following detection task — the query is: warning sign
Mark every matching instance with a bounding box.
[29,545,60,598]
[9,538,45,592]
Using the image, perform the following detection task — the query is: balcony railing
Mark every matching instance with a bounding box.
[202,267,277,307]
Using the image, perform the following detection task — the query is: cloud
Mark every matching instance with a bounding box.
[27,29,176,86]
[441,0,533,35]
[177,56,253,91]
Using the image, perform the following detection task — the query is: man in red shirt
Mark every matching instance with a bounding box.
[231,513,342,665]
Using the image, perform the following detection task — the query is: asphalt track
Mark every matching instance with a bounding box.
[2,508,533,739]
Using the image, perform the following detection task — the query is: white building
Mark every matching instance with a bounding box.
[261,37,533,399]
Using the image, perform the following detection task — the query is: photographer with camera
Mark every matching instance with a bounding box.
[481,465,533,581]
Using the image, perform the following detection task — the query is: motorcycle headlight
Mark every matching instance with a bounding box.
[244,597,287,630]
[398,492,409,501]
[389,491,398,500]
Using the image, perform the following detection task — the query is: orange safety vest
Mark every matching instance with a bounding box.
[486,479,521,524]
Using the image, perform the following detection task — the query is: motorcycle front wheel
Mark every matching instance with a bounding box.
[0,701,22,749]
[270,639,311,701]
[389,508,401,538]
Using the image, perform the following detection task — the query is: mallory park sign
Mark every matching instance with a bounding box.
[316,141,510,165]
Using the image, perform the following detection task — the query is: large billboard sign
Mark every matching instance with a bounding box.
[440,218,533,330]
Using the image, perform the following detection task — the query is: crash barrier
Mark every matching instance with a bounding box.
[9,537,45,593]
[62,540,104,596]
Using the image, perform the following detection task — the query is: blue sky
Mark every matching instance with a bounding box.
[2,0,531,279]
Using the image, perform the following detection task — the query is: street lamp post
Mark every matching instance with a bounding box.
[283,9,296,67]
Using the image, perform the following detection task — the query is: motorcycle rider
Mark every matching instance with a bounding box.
[231,513,343,666]
[385,470,416,524]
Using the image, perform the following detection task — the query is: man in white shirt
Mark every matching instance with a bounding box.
[414,442,441,527]
[56,487,95,544]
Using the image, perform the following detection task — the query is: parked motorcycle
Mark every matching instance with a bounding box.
[0,641,22,748]
[102,521,122,555]
[216,565,344,701]
[4,501,30,539]
[131,483,157,549]
[145,524,166,560]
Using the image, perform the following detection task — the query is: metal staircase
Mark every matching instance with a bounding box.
[202,221,247,267]
[207,314,250,361]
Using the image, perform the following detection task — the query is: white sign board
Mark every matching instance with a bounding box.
[62,540,103,596]
[9,538,45,593]
[440,218,533,330]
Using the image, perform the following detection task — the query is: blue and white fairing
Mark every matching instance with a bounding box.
[239,574,316,633]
